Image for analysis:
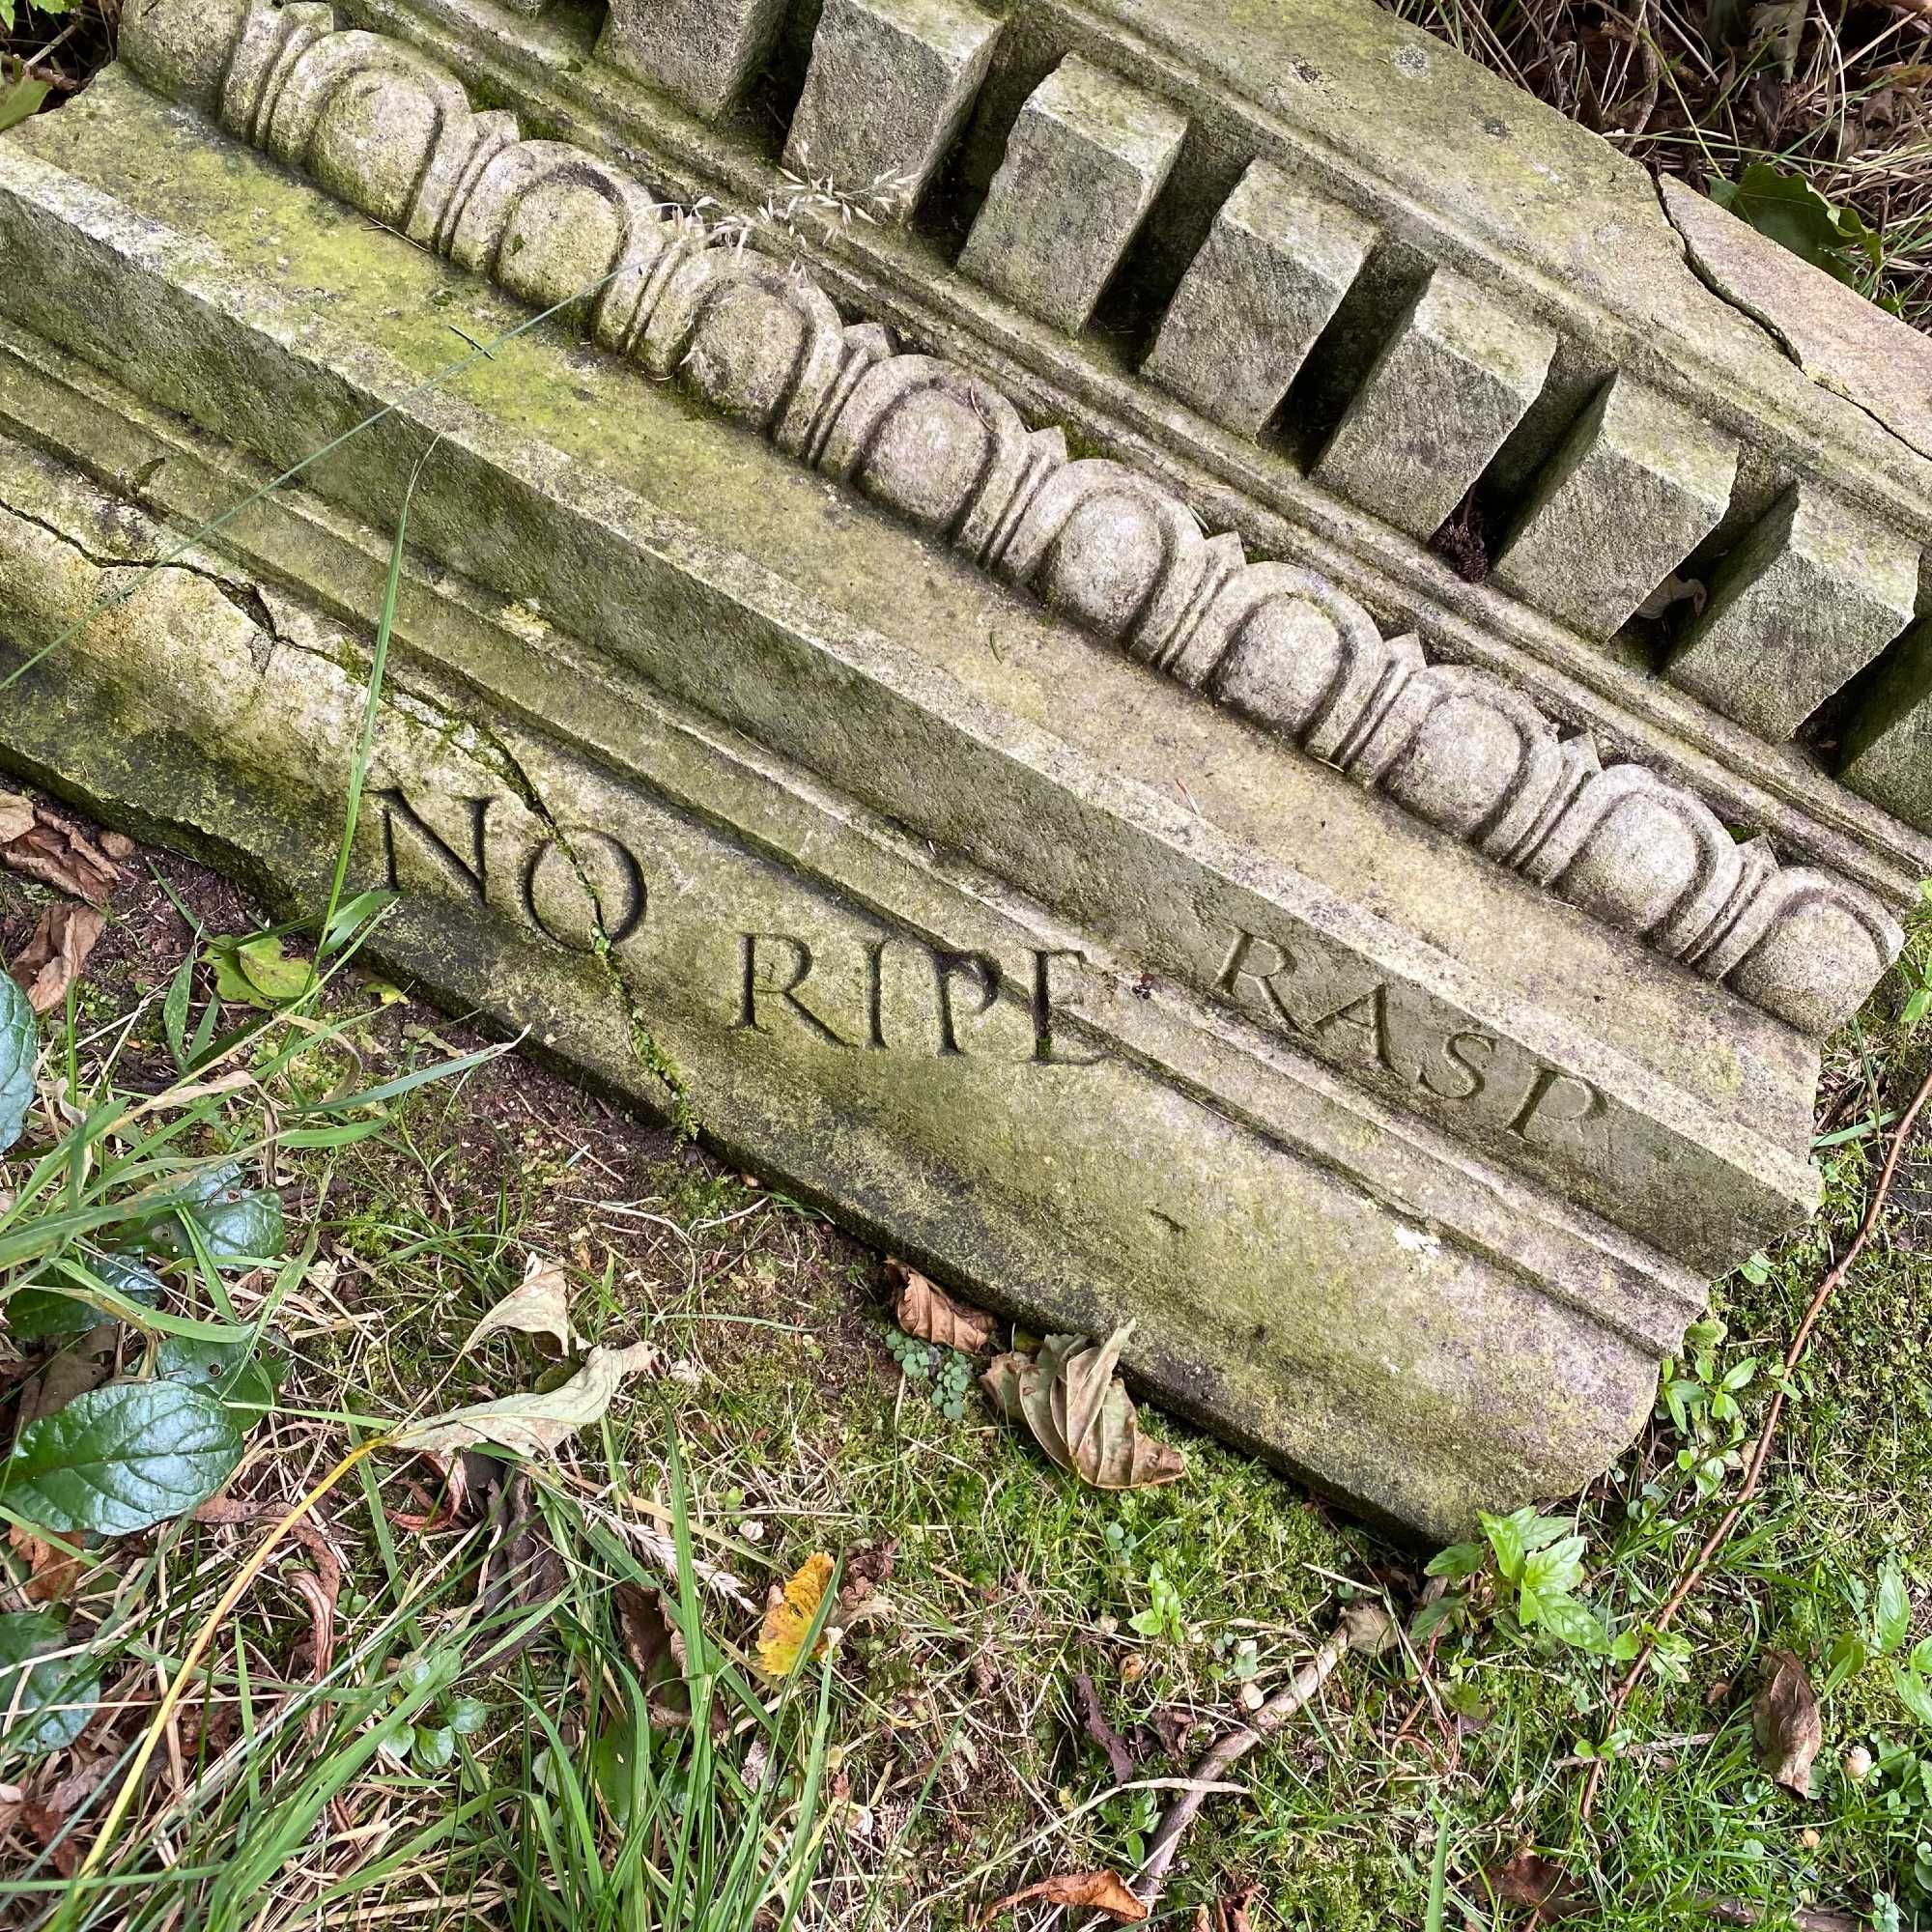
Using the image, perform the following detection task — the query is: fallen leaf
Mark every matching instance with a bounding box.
[10,905,106,1016]
[390,1341,663,1458]
[838,1536,897,1630]
[1193,1888,1259,1932]
[1151,1704,1198,1762]
[469,1466,565,1671]
[462,1255,580,1356]
[613,1580,710,1728]
[204,932,310,1009]
[982,1870,1148,1924]
[1754,1647,1823,1799]
[0,809,121,906]
[1486,1847,1590,1921]
[1075,1671,1137,1783]
[3,1747,111,1877]
[756,1551,835,1679]
[0,795,34,844]
[981,1350,1032,1425]
[982,1326,1185,1491]
[889,1259,995,1352]
[6,1528,82,1605]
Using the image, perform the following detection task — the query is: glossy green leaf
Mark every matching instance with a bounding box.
[156,1332,285,1413]
[3,1380,243,1535]
[1894,1664,1932,1728]
[6,1252,163,1342]
[0,1611,99,1758]
[142,1161,285,1269]
[1521,1535,1587,1598]
[0,971,34,1156]
[1424,1541,1486,1581]
[1530,1591,1611,1655]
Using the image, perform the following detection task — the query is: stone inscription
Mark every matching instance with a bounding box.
[374,788,1101,1065]
[733,934,1104,1064]
[1213,925,1627,1179]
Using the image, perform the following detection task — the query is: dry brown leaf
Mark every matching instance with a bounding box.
[0,809,122,906]
[1193,1889,1259,1932]
[1074,1671,1137,1783]
[982,1870,1148,1924]
[10,904,106,1015]
[1487,1847,1590,1921]
[391,1340,662,1458]
[0,794,34,844]
[614,1580,711,1729]
[461,1254,580,1356]
[889,1259,995,1352]
[1754,1647,1823,1799]
[756,1551,835,1679]
[982,1326,1184,1491]
[6,1527,82,1605]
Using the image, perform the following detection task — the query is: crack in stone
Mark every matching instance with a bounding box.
[466,715,697,1138]
[1657,174,1932,468]
[1,496,293,672]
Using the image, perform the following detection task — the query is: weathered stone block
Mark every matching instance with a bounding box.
[1492,374,1738,639]
[1143,158,1376,439]
[0,0,1920,1536]
[1311,267,1556,541]
[1840,618,1932,825]
[1667,483,1918,741]
[955,54,1185,333]
[784,0,1002,218]
[595,0,785,123]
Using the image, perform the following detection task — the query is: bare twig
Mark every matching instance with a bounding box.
[1580,1058,1932,1819]
[1134,1601,1393,1908]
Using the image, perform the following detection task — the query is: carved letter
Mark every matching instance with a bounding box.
[375,789,491,900]
[1419,1028,1495,1103]
[734,934,852,1045]
[520,828,647,952]
[1307,982,1399,1075]
[1506,1065,1607,1164]
[1214,927,1301,1032]
[1030,948,1104,1065]
[933,949,1002,1056]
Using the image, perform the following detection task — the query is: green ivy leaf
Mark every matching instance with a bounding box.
[1879,1560,1913,1655]
[156,1333,285,1413]
[2,1381,243,1535]
[6,1253,164,1342]
[0,1611,99,1759]
[1707,163,1885,287]
[0,971,34,1157]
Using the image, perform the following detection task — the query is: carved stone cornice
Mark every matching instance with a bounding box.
[113,0,1908,1035]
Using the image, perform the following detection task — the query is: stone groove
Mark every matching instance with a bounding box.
[119,0,1906,1036]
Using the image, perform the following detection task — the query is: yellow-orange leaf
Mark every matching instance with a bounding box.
[756,1551,835,1679]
